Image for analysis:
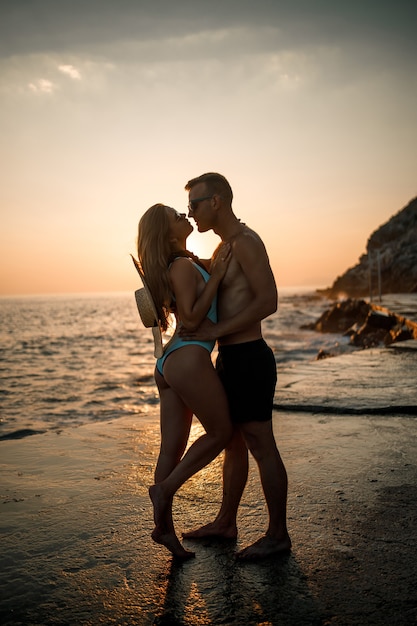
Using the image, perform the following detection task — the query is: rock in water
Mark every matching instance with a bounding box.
[302,298,417,350]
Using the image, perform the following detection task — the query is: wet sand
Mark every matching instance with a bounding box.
[1,343,416,625]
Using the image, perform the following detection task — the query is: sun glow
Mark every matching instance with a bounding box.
[186,230,221,263]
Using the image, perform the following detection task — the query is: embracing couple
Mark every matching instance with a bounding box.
[135,172,291,561]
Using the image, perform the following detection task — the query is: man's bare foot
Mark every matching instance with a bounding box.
[182,520,237,541]
[151,527,195,560]
[236,534,291,561]
[149,484,168,527]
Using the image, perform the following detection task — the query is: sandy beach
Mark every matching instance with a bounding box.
[1,343,416,625]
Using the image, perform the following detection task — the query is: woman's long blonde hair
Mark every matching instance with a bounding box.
[137,204,173,332]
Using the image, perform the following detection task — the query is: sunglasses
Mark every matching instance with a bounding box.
[187,195,213,211]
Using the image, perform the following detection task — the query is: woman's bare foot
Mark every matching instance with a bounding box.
[149,483,169,527]
[151,527,195,560]
[182,520,237,541]
[236,533,291,561]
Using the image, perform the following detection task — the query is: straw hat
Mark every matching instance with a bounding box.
[131,255,164,358]
[134,287,158,328]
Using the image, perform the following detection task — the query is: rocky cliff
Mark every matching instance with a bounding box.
[319,196,417,298]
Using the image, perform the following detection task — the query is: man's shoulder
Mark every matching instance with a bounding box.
[232,226,266,254]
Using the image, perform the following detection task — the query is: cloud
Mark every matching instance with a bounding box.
[0,1,415,106]
[0,0,416,64]
[58,64,81,80]
[0,55,110,98]
[28,78,55,94]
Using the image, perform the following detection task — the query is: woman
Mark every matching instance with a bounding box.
[137,203,232,559]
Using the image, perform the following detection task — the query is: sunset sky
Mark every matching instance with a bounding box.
[1,0,416,296]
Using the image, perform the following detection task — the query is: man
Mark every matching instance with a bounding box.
[181,172,291,560]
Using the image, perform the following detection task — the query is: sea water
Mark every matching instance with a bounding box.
[1,289,415,439]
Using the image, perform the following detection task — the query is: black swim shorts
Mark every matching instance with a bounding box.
[216,338,277,424]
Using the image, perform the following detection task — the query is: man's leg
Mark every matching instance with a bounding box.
[237,419,291,560]
[182,427,249,539]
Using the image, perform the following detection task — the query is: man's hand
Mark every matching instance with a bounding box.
[178,318,217,342]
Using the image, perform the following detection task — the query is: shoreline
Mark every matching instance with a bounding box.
[1,346,417,625]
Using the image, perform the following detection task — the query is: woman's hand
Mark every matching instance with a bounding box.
[210,242,231,280]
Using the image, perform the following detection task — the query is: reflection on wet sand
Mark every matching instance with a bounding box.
[154,543,320,625]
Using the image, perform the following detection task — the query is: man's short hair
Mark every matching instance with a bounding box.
[185,172,233,204]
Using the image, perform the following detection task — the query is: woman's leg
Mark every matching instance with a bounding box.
[182,428,249,539]
[151,368,195,559]
[154,368,193,483]
[149,347,232,525]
